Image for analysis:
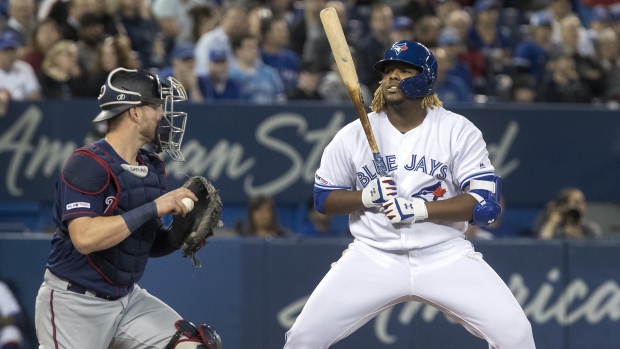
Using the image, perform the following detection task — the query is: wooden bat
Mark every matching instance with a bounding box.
[320,7,388,177]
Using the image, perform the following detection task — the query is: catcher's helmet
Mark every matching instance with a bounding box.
[94,68,189,161]
[373,40,438,99]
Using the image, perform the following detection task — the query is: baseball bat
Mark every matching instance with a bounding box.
[320,7,388,177]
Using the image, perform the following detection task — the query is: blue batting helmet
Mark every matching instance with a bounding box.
[373,40,438,99]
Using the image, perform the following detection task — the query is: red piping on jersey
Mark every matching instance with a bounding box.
[85,254,129,293]
[61,151,111,195]
[50,289,58,349]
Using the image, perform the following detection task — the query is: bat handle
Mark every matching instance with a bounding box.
[373,153,388,177]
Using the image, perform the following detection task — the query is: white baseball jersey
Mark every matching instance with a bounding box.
[315,106,494,250]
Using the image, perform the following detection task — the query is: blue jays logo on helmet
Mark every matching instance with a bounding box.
[373,40,438,99]
[411,181,446,202]
[391,42,408,55]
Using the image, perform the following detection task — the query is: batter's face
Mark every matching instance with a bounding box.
[381,62,420,105]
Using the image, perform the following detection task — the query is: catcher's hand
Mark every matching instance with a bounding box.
[168,176,223,267]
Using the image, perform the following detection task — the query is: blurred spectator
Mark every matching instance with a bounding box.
[159,41,203,103]
[514,10,554,85]
[588,5,611,38]
[194,4,247,75]
[114,0,159,68]
[413,15,441,49]
[229,34,285,103]
[0,280,23,349]
[548,0,596,58]
[539,49,593,103]
[236,195,293,237]
[399,0,435,23]
[357,3,394,92]
[76,12,105,72]
[88,35,135,96]
[247,4,271,40]
[297,199,343,238]
[56,0,97,41]
[260,15,301,93]
[438,27,474,90]
[151,0,208,45]
[390,15,415,43]
[445,9,486,85]
[288,0,331,72]
[22,18,62,73]
[509,74,538,103]
[91,0,120,37]
[469,0,513,96]
[434,0,461,26]
[188,5,220,43]
[287,61,322,100]
[596,28,620,101]
[38,40,88,99]
[536,188,603,239]
[2,0,35,46]
[197,49,242,101]
[318,47,371,105]
[554,14,607,98]
[432,47,472,102]
[0,31,41,101]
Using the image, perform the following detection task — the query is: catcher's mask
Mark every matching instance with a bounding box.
[94,67,188,161]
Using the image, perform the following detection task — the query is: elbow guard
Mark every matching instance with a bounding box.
[467,175,502,227]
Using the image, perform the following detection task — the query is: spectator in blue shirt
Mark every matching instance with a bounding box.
[158,41,204,103]
[433,47,472,103]
[514,11,554,85]
[197,49,242,101]
[438,27,474,90]
[259,15,301,94]
[229,34,285,103]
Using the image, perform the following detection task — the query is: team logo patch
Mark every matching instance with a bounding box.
[391,42,408,55]
[411,181,446,202]
[66,202,90,210]
[103,196,116,215]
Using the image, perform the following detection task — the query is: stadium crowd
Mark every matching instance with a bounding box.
[0,0,619,107]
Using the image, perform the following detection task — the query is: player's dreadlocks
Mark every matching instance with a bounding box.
[370,82,443,113]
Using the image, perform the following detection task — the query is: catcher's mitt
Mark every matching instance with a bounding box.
[169,176,223,267]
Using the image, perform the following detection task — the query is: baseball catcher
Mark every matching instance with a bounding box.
[169,176,223,268]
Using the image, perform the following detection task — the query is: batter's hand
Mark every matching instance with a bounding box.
[383,197,428,224]
[362,176,397,208]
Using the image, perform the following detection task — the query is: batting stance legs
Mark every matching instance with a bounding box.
[284,238,535,349]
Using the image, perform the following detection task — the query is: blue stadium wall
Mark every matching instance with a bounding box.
[1,236,619,349]
[1,100,619,236]
[1,100,620,348]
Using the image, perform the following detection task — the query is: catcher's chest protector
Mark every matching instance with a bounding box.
[77,146,166,286]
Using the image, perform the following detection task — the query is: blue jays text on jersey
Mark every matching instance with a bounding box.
[356,153,449,187]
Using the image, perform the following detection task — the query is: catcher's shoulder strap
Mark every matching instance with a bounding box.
[62,147,111,195]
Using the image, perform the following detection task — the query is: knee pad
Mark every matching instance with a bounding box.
[467,175,502,227]
[166,320,222,349]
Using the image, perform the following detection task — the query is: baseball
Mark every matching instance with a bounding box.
[181,197,194,212]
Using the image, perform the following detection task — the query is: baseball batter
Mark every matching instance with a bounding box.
[284,40,535,348]
[34,68,220,349]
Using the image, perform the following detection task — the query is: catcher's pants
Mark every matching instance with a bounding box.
[284,237,535,349]
[35,269,182,348]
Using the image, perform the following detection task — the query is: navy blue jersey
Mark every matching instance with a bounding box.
[47,139,165,297]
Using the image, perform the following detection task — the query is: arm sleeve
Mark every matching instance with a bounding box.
[452,121,495,191]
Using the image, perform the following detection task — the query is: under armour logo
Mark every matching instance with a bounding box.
[404,203,413,209]
[391,42,408,55]
[117,94,126,100]
[480,163,486,168]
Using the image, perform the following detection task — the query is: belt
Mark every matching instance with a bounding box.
[66,281,121,301]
